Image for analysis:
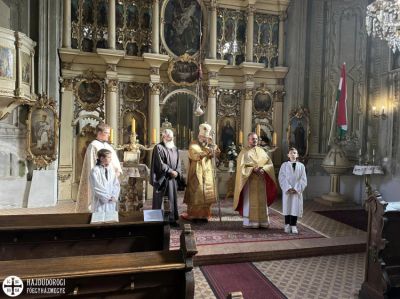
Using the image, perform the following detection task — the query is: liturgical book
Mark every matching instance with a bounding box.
[90,210,119,224]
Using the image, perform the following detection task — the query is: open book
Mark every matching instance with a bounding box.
[90,210,119,224]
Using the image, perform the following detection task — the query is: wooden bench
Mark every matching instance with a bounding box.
[359,193,400,299]
[0,224,197,298]
[0,211,170,261]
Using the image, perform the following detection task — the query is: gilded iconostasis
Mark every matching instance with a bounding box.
[0,0,399,208]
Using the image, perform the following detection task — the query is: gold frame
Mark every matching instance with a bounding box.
[287,106,310,161]
[167,54,199,87]
[160,0,207,59]
[252,87,273,119]
[124,82,145,102]
[26,93,59,168]
[74,78,104,111]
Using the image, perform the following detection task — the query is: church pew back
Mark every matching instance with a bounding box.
[0,212,170,261]
[0,225,197,298]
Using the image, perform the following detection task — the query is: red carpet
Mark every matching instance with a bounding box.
[201,263,287,299]
[315,209,367,231]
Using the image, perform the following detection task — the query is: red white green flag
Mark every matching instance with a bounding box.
[336,63,348,139]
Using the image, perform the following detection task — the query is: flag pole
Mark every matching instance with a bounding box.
[327,101,338,147]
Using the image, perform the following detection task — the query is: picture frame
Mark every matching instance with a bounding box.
[75,77,104,111]
[217,116,237,162]
[253,89,273,117]
[168,54,199,86]
[160,0,206,58]
[287,107,310,162]
[26,94,59,168]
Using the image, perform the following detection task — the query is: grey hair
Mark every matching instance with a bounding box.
[162,129,174,138]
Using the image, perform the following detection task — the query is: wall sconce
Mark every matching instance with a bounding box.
[372,106,387,120]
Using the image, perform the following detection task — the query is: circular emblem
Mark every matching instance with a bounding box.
[2,276,24,297]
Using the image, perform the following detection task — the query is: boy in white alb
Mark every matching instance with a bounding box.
[90,149,120,213]
[278,148,307,234]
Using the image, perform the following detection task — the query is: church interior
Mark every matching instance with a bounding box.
[0,0,400,298]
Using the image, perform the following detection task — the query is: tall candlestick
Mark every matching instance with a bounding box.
[239,130,243,145]
[256,124,261,137]
[152,128,157,144]
[272,132,277,146]
[109,128,113,144]
[131,118,136,134]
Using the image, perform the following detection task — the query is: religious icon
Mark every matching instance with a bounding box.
[127,4,139,30]
[27,94,59,168]
[0,46,13,79]
[168,54,199,86]
[75,78,103,111]
[162,0,203,57]
[21,52,31,84]
[254,91,272,113]
[219,118,236,153]
[287,107,310,161]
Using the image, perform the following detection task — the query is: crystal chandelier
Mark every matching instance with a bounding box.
[366,0,400,52]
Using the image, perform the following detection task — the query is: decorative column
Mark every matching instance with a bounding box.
[152,0,160,54]
[106,79,119,145]
[207,85,217,130]
[108,0,116,49]
[246,5,255,62]
[278,11,287,66]
[243,89,253,142]
[63,0,71,48]
[209,0,217,59]
[149,83,162,144]
[58,78,74,200]
[272,89,285,165]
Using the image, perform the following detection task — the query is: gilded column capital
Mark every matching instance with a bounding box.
[245,89,253,101]
[208,86,218,97]
[150,82,163,95]
[247,4,256,15]
[107,64,117,72]
[279,11,288,22]
[106,79,119,92]
[273,89,286,102]
[60,78,74,91]
[245,74,254,82]
[150,67,160,75]
[210,0,218,10]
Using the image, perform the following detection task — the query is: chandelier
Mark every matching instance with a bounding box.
[366,0,400,52]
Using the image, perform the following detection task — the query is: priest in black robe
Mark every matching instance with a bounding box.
[150,129,182,225]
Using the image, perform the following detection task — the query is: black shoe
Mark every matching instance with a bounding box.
[170,221,180,227]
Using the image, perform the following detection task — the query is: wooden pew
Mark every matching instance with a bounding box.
[0,211,170,261]
[359,193,400,299]
[0,224,197,298]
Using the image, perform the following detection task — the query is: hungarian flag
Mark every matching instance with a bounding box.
[336,63,348,139]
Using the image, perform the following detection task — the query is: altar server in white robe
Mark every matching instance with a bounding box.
[90,149,120,212]
[278,147,307,234]
[76,123,122,212]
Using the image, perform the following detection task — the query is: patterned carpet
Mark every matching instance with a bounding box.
[170,209,322,248]
[142,194,323,248]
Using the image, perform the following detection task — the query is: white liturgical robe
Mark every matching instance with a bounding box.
[278,161,307,217]
[90,164,120,212]
[76,139,122,212]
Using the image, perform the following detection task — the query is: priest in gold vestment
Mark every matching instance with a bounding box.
[182,123,220,221]
[233,132,277,228]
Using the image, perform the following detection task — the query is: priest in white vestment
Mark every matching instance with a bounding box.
[76,123,122,212]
